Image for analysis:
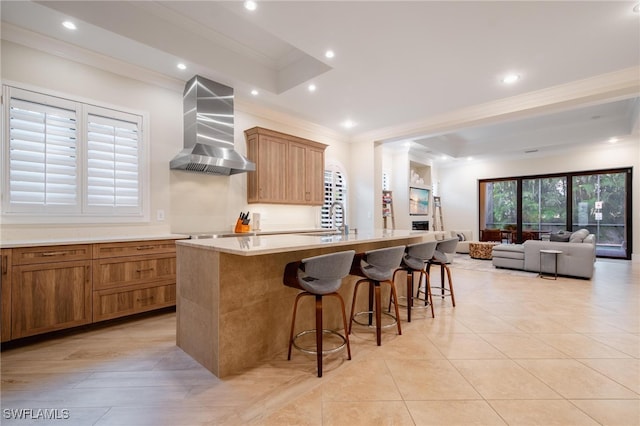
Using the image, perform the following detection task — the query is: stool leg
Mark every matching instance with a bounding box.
[440,264,446,298]
[374,281,382,346]
[423,270,435,318]
[406,271,413,322]
[349,279,366,335]
[368,281,375,326]
[315,295,323,377]
[444,265,455,307]
[288,292,306,360]
[332,293,352,360]
[388,280,402,336]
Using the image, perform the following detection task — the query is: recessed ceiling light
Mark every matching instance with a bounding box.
[325,50,335,59]
[608,137,619,144]
[342,119,355,128]
[501,73,520,84]
[62,21,77,30]
[251,89,259,96]
[308,84,316,92]
[177,63,187,70]
[441,155,447,160]
[244,1,257,11]
[467,156,473,161]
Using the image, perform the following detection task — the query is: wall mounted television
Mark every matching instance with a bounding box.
[409,187,430,215]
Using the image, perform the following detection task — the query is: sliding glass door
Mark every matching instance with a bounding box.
[572,171,630,258]
[479,168,632,259]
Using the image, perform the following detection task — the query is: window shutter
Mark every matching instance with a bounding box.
[7,97,78,211]
[321,169,346,229]
[85,111,141,213]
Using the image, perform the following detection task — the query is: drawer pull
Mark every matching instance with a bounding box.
[1,256,7,274]
[136,296,155,302]
[41,251,68,257]
[136,267,155,273]
[136,245,155,250]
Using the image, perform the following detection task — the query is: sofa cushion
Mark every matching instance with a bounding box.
[570,228,590,243]
[457,232,466,241]
[550,231,571,242]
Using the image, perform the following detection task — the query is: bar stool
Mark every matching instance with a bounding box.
[349,245,405,346]
[284,250,355,377]
[390,240,438,321]
[421,238,458,307]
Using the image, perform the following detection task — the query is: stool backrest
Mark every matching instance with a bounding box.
[406,240,438,261]
[361,246,406,282]
[301,250,356,281]
[435,237,458,255]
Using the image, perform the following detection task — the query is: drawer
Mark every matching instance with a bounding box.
[93,254,176,290]
[12,245,92,265]
[93,283,176,322]
[93,240,176,259]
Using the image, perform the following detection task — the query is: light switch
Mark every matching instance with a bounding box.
[156,209,165,221]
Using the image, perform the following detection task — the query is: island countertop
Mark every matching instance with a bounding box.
[176,229,429,256]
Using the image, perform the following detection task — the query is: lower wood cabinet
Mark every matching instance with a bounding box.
[2,239,178,341]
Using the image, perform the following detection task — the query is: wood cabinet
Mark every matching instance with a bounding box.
[244,127,327,205]
[1,249,12,342]
[2,238,179,341]
[11,245,92,339]
[92,240,177,322]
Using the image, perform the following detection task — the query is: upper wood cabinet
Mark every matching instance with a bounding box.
[244,127,327,205]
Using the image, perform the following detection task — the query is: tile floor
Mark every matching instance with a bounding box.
[1,257,638,425]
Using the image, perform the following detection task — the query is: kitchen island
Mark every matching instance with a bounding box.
[175,230,428,377]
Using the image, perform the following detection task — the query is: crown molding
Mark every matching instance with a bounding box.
[352,66,640,144]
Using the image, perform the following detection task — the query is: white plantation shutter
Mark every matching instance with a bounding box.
[3,86,146,220]
[86,110,141,213]
[321,169,346,229]
[7,96,79,212]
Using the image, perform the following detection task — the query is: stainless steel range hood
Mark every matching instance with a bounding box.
[170,75,255,175]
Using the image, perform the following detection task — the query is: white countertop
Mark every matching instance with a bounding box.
[0,234,189,249]
[176,229,429,256]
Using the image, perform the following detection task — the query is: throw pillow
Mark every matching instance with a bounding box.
[550,231,571,242]
[457,233,466,242]
[570,228,590,243]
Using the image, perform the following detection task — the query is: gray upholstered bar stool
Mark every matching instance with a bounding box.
[349,245,405,346]
[391,240,438,321]
[284,250,356,377]
[422,237,458,307]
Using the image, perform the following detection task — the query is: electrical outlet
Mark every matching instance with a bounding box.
[156,209,165,221]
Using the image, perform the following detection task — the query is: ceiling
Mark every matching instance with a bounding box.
[2,1,639,163]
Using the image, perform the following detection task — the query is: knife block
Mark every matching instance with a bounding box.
[234,219,250,233]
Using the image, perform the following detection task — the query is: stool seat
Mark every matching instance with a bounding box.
[285,250,355,377]
[349,245,405,346]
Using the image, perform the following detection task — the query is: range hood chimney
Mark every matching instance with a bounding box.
[170,75,255,175]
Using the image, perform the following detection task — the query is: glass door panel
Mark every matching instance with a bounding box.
[572,172,628,258]
[522,177,567,239]
[479,180,516,242]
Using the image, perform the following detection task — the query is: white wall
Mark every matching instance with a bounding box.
[437,141,640,258]
[0,40,351,242]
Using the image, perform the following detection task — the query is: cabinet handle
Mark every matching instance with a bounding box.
[136,267,155,273]
[1,256,6,274]
[41,251,68,257]
[136,296,155,302]
[136,245,155,250]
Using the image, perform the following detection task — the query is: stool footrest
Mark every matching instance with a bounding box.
[352,311,398,329]
[292,329,347,355]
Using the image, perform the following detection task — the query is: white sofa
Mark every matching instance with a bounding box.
[492,229,596,279]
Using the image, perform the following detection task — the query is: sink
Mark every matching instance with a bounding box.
[298,230,344,237]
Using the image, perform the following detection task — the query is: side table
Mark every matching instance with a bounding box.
[539,249,562,280]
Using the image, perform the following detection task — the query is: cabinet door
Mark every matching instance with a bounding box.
[288,142,308,204]
[93,254,177,290]
[1,249,11,342]
[257,136,288,203]
[12,260,91,339]
[306,146,325,205]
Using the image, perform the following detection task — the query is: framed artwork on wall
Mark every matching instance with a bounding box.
[409,187,430,215]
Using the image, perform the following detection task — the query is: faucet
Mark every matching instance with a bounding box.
[330,201,348,234]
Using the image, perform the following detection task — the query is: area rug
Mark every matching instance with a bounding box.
[450,253,538,277]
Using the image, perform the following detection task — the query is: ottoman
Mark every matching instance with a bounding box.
[492,244,525,269]
[469,242,500,259]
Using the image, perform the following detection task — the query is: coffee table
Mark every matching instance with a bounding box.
[469,241,500,260]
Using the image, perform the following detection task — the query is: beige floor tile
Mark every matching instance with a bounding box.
[585,332,640,358]
[320,359,402,401]
[477,333,569,359]
[489,400,601,425]
[427,334,507,359]
[570,399,640,426]
[94,406,238,426]
[451,359,561,399]
[406,400,507,425]
[249,386,322,426]
[578,358,640,394]
[386,359,481,400]
[375,329,446,360]
[534,332,633,358]
[322,401,414,426]
[516,359,639,399]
